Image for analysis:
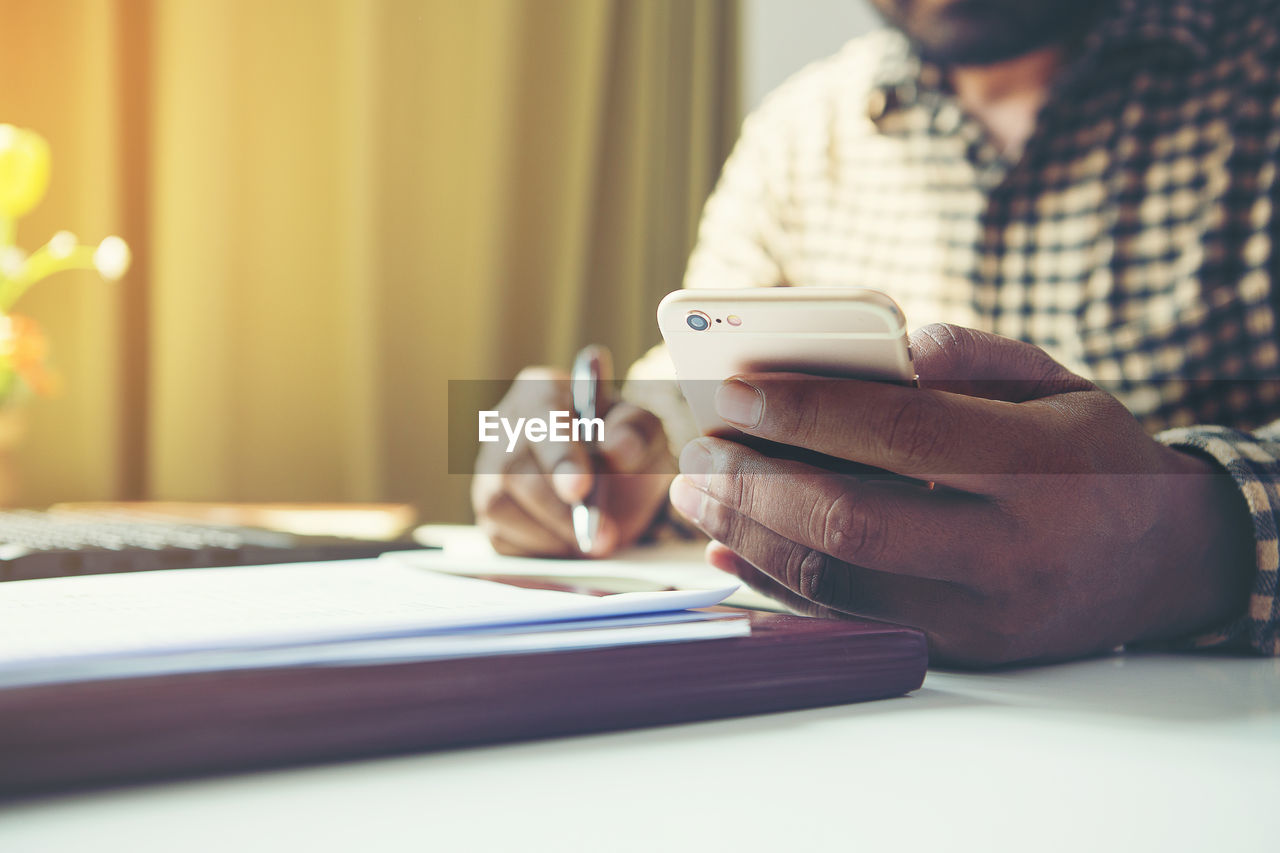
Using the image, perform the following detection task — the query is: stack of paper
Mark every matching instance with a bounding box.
[0,558,745,688]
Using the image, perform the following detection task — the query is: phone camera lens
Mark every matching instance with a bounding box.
[686,311,710,331]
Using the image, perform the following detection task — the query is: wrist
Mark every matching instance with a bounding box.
[1132,448,1255,645]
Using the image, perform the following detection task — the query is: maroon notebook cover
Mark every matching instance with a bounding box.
[0,611,926,798]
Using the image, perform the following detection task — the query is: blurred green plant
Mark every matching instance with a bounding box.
[0,124,130,405]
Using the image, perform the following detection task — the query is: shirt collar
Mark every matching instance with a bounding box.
[865,0,1217,126]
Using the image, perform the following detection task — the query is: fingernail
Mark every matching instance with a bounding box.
[604,426,646,471]
[552,460,587,502]
[678,441,713,489]
[669,476,704,523]
[716,379,763,428]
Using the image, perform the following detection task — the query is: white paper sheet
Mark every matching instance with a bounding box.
[0,609,750,688]
[0,559,737,671]
[405,525,785,611]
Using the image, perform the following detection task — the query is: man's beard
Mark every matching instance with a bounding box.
[868,0,1109,66]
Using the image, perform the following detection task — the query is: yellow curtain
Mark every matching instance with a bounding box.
[0,0,739,521]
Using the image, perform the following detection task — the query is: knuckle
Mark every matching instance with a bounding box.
[881,395,944,467]
[817,490,885,566]
[793,382,832,446]
[923,322,970,353]
[781,543,838,603]
[1040,393,1123,473]
[729,468,759,517]
[918,323,974,373]
[752,379,807,440]
[796,547,837,603]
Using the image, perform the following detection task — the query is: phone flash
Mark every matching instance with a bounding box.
[727,315,742,326]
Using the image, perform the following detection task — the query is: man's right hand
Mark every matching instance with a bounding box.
[471,367,677,557]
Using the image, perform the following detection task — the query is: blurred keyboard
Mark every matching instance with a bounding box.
[0,508,423,582]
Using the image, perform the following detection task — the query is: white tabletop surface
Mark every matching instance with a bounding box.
[1,652,1276,852]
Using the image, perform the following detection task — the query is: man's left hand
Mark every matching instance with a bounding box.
[669,324,1256,667]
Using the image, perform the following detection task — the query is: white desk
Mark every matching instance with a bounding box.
[0,653,1276,852]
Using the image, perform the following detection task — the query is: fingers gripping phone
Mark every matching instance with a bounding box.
[657,287,915,432]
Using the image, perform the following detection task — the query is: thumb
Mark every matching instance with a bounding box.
[909,323,1093,402]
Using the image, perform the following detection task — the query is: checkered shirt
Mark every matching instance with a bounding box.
[627,0,1280,654]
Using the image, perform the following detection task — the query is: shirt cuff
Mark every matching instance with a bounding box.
[1155,425,1280,655]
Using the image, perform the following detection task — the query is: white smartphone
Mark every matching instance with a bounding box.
[656,287,915,437]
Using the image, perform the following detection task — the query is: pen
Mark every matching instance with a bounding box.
[570,344,612,555]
